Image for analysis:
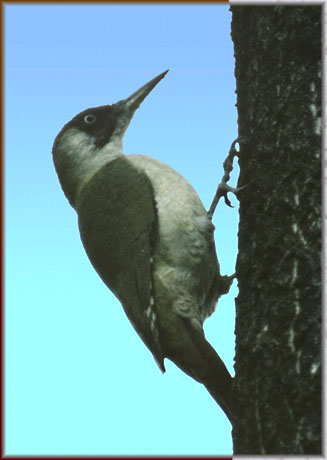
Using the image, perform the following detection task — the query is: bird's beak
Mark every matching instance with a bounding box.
[113,70,169,133]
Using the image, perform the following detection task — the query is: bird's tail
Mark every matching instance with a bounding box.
[183,320,233,422]
[154,279,233,422]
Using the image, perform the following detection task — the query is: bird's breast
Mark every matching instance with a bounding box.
[126,154,219,286]
[126,154,210,234]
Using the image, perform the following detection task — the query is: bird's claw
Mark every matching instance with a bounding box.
[208,137,248,217]
[217,183,247,208]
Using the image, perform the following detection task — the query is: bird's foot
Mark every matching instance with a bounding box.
[216,182,247,208]
[218,272,237,295]
[207,137,247,218]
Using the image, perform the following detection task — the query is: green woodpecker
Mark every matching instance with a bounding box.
[52,70,235,421]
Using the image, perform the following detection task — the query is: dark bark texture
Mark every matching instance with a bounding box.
[230,6,322,455]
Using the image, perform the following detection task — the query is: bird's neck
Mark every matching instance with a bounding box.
[54,127,124,209]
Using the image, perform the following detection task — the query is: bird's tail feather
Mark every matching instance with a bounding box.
[177,317,233,422]
[154,280,233,421]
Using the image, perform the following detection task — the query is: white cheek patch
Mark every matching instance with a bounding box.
[56,127,124,204]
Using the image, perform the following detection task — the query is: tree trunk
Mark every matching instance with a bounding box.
[230,5,322,455]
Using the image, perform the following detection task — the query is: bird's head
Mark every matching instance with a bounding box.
[52,69,169,208]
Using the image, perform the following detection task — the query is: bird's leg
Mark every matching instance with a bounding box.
[207,138,247,218]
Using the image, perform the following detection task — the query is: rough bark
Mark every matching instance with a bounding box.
[230,6,322,455]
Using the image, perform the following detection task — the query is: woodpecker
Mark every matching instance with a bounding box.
[52,70,235,421]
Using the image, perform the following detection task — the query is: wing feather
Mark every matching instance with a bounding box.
[77,157,164,369]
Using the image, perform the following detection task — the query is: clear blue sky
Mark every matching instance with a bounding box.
[5,3,239,455]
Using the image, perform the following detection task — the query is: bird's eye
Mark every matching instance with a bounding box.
[84,114,96,124]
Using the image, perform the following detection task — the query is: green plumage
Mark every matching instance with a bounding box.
[77,157,164,369]
[52,70,235,421]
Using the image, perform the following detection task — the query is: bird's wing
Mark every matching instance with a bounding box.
[76,157,164,370]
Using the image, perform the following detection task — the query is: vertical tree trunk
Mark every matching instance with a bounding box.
[230,5,322,454]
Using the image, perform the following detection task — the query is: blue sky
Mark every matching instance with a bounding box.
[5,3,239,455]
